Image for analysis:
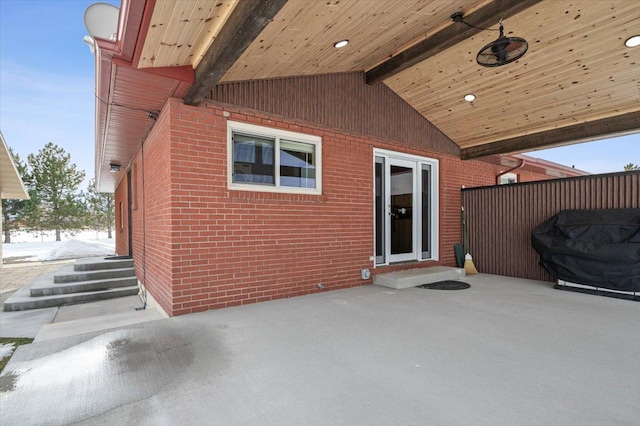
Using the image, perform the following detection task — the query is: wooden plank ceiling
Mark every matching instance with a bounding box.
[383,0,640,153]
[137,0,238,69]
[138,0,640,158]
[221,0,487,80]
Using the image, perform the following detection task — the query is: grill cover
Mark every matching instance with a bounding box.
[531,208,640,292]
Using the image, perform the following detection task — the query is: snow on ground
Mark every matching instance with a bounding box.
[2,230,115,262]
[0,343,15,361]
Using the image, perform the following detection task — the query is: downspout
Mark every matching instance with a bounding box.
[496,159,526,184]
[135,137,148,310]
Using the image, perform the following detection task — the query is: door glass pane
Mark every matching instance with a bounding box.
[375,157,385,263]
[421,164,431,258]
[232,133,275,184]
[280,139,316,188]
[390,165,413,255]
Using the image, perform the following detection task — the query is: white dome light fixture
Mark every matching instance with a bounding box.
[624,35,640,48]
[464,94,476,102]
[334,39,349,49]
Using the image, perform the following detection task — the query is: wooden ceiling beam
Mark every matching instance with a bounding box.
[365,0,543,85]
[183,0,288,106]
[460,111,640,160]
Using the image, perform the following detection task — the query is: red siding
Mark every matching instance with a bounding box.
[211,72,460,157]
[115,99,557,316]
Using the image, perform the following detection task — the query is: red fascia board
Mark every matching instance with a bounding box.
[94,38,121,55]
[114,0,129,56]
[113,58,195,83]
[116,0,146,62]
[131,0,156,69]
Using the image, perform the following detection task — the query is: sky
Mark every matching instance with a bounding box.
[0,0,117,189]
[0,0,638,189]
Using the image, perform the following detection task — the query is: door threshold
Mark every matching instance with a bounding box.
[375,260,438,269]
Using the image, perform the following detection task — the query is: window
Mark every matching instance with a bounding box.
[228,121,321,194]
[499,172,518,184]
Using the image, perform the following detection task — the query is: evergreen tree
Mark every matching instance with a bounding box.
[623,163,640,171]
[1,148,28,243]
[85,179,115,238]
[26,143,86,241]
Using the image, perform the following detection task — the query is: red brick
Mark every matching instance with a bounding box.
[115,98,555,316]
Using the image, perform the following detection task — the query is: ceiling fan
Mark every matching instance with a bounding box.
[451,12,529,67]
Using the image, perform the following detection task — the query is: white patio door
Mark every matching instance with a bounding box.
[375,150,438,265]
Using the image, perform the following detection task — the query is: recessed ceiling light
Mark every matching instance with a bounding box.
[334,39,349,48]
[464,94,476,102]
[624,35,640,48]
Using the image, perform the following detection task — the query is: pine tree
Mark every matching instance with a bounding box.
[623,163,640,171]
[85,179,115,238]
[26,143,86,241]
[1,148,28,243]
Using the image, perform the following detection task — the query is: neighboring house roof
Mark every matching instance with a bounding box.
[89,0,640,191]
[0,131,29,200]
[484,153,590,180]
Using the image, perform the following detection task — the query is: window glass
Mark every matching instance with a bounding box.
[375,156,385,263]
[421,164,431,258]
[228,121,322,194]
[499,173,518,184]
[232,133,275,184]
[280,139,316,188]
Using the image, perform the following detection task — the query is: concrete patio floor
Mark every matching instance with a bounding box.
[1,274,638,425]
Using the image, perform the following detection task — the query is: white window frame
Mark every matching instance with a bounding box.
[227,121,322,195]
[499,172,518,184]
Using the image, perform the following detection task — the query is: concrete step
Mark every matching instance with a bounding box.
[54,265,135,283]
[3,286,140,312]
[373,266,466,289]
[74,256,133,272]
[3,256,140,313]
[31,276,139,296]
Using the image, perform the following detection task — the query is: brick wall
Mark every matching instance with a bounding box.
[117,98,557,316]
[168,100,376,315]
[517,170,556,183]
[130,104,175,315]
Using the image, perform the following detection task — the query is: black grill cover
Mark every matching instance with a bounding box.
[531,208,640,292]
